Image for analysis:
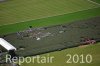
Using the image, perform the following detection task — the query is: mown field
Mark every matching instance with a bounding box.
[0,0,100,66]
[3,16,100,56]
[0,0,100,35]
[92,0,100,4]
[21,43,100,66]
[0,0,99,26]
[21,0,100,66]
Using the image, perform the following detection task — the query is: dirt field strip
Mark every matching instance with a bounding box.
[1,16,99,56]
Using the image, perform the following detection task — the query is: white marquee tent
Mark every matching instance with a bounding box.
[0,38,16,51]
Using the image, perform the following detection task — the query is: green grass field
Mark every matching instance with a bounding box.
[0,0,100,35]
[0,0,99,25]
[0,0,100,66]
[92,0,100,4]
[21,43,100,66]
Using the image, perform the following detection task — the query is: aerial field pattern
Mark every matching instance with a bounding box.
[0,0,100,35]
[21,43,100,66]
[0,0,99,25]
[0,0,100,66]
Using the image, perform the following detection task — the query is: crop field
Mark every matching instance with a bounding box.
[21,43,100,66]
[0,0,99,25]
[0,0,100,35]
[0,0,100,66]
[1,16,100,56]
[92,0,100,4]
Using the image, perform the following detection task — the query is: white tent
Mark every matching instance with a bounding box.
[0,38,16,51]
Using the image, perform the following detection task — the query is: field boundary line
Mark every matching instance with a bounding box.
[88,0,100,6]
[0,6,100,27]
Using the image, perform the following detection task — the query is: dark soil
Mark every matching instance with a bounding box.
[0,16,100,56]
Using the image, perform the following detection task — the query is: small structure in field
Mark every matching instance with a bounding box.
[0,38,16,51]
[0,38,17,64]
[82,38,96,45]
